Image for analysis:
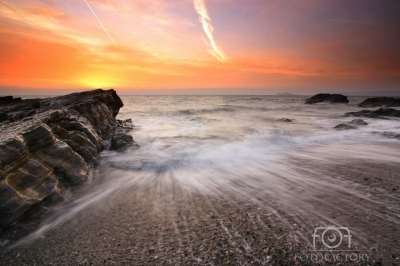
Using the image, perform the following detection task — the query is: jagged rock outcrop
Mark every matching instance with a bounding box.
[0,89,135,227]
[358,97,400,107]
[305,93,349,104]
[345,108,400,119]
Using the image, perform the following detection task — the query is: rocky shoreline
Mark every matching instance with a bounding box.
[0,89,136,228]
[358,97,400,107]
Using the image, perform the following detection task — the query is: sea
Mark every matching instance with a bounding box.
[112,95,400,171]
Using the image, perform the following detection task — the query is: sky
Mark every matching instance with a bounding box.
[0,0,399,95]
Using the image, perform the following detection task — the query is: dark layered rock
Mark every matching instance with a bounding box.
[345,108,400,119]
[334,123,357,130]
[358,97,400,107]
[57,120,103,151]
[52,126,99,166]
[0,98,40,122]
[305,93,349,104]
[0,89,135,227]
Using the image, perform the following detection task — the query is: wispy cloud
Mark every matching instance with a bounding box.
[83,0,117,46]
[193,0,226,62]
[0,1,51,34]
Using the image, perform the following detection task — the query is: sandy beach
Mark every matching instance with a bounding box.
[1,157,399,266]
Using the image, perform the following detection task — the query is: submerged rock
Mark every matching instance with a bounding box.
[334,123,357,130]
[0,89,136,227]
[382,132,400,139]
[277,118,293,122]
[358,97,400,107]
[305,93,349,104]
[345,108,400,119]
[349,119,368,125]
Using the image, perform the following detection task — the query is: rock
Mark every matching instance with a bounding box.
[277,118,292,122]
[0,98,41,123]
[6,159,62,200]
[382,132,400,139]
[0,180,41,226]
[0,112,9,122]
[358,97,400,107]
[0,96,22,106]
[22,124,57,152]
[52,126,99,166]
[345,108,400,119]
[110,119,137,151]
[58,120,103,151]
[0,89,135,227]
[0,136,29,178]
[33,140,91,186]
[305,93,349,104]
[116,118,134,130]
[39,89,123,135]
[334,123,357,130]
[349,119,368,125]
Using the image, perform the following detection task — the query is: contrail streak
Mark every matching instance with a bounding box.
[83,0,116,46]
[193,0,225,62]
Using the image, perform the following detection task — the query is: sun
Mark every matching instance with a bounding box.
[80,75,118,89]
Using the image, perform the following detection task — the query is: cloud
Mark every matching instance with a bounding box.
[28,6,66,19]
[193,0,226,62]
[0,1,51,34]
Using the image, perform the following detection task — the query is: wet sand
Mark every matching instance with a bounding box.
[0,160,399,266]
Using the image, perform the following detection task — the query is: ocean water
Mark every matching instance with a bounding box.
[15,95,400,248]
[113,95,400,170]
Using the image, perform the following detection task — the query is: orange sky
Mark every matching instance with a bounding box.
[0,0,399,94]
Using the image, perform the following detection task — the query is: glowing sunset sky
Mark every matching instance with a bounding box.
[0,0,399,94]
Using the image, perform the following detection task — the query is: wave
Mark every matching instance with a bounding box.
[177,107,236,115]
[11,127,400,248]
